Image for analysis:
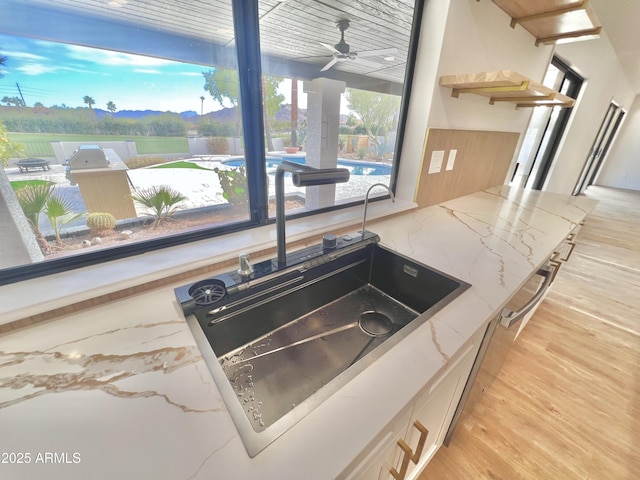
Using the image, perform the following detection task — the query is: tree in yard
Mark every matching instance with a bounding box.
[344,89,401,149]
[0,50,6,78]
[202,68,241,135]
[0,121,24,168]
[83,95,95,109]
[261,75,285,151]
[202,67,284,148]
[1,96,25,107]
[106,101,117,115]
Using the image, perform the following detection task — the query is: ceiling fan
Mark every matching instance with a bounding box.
[318,20,398,72]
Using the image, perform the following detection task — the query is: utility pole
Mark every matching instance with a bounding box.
[16,83,26,106]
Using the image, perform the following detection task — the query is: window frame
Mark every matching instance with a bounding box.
[0,0,423,286]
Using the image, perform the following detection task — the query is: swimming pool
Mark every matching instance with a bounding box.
[222,156,392,176]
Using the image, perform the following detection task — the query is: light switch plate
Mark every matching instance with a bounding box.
[428,150,444,174]
[446,149,457,171]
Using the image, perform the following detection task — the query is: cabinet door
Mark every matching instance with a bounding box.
[341,404,412,480]
[403,343,478,480]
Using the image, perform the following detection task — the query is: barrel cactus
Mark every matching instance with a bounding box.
[86,212,116,235]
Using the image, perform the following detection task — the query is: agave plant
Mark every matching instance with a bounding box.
[130,185,187,227]
[45,192,85,245]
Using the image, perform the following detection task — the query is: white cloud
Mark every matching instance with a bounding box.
[134,68,162,74]
[17,64,57,76]
[2,50,47,62]
[63,44,174,67]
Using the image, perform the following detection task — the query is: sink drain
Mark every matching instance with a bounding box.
[358,311,393,337]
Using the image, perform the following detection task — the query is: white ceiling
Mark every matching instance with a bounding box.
[590,0,640,94]
[6,0,414,89]
[6,0,640,95]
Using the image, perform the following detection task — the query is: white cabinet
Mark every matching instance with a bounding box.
[341,404,412,480]
[399,341,479,480]
[341,335,481,480]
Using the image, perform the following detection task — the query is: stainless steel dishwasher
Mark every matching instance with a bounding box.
[443,264,554,445]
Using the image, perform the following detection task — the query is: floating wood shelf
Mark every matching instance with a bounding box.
[439,70,575,108]
[490,0,602,46]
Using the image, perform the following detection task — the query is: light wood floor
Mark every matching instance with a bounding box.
[420,186,640,480]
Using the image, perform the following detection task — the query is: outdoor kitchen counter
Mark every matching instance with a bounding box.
[0,185,596,480]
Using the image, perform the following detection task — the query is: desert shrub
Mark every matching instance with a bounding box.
[373,143,393,160]
[130,185,186,226]
[206,136,230,155]
[357,146,368,160]
[353,125,368,135]
[213,166,247,206]
[198,121,237,137]
[125,156,169,169]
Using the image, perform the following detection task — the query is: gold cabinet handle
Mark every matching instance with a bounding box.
[550,259,562,284]
[409,421,429,464]
[389,421,430,480]
[390,439,412,480]
[561,241,576,261]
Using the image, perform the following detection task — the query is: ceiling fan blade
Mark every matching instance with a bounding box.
[356,47,398,58]
[319,42,341,54]
[321,57,340,72]
[353,57,382,69]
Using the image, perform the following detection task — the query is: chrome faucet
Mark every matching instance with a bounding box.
[361,183,395,240]
[275,161,350,268]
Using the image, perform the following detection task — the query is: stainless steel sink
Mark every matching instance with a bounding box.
[175,233,470,456]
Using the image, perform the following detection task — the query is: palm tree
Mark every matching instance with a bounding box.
[83,95,95,109]
[45,192,84,245]
[130,185,187,227]
[14,183,54,251]
[0,51,6,78]
[200,96,205,116]
[106,101,117,115]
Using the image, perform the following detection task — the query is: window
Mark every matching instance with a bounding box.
[0,0,419,284]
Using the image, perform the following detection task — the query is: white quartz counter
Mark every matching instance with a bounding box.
[0,186,596,480]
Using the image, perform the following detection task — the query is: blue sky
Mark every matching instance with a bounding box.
[0,34,245,113]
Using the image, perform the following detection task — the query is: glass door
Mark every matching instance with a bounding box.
[511,57,583,190]
[573,102,626,195]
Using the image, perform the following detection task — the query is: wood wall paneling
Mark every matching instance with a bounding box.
[415,129,520,207]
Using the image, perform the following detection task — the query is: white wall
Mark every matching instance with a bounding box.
[399,0,553,202]
[400,0,638,199]
[428,0,553,130]
[595,94,640,190]
[395,0,451,204]
[546,31,636,194]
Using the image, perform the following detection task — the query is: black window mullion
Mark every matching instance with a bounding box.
[232,0,268,225]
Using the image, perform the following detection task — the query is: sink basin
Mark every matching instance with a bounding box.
[175,235,470,456]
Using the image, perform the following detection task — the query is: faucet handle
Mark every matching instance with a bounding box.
[322,234,337,250]
[238,253,253,277]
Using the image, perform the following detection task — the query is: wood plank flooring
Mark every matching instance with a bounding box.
[419,186,640,480]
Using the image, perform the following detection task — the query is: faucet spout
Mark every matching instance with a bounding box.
[361,183,395,240]
[275,161,350,269]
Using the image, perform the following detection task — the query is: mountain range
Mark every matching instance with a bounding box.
[92,105,312,123]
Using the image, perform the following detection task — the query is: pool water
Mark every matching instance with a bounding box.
[222,156,391,176]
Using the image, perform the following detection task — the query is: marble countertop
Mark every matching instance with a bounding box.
[0,186,596,480]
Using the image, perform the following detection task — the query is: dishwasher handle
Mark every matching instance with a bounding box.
[500,265,554,328]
